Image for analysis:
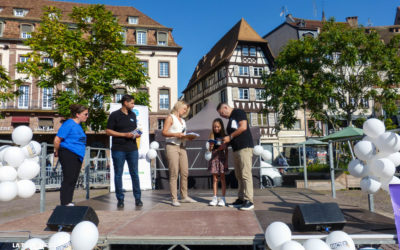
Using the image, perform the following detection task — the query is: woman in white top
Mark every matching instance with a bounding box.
[162,100,197,206]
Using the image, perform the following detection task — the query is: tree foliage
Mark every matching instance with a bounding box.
[16,5,148,131]
[0,66,19,105]
[264,19,400,131]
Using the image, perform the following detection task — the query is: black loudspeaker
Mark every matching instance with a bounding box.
[292,203,346,231]
[47,206,99,231]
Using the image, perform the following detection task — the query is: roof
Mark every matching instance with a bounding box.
[321,127,364,142]
[0,0,165,29]
[295,139,328,146]
[184,18,272,92]
[367,25,400,44]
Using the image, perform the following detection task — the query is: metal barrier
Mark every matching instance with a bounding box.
[0,140,110,212]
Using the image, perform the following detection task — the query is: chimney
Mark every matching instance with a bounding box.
[346,16,358,27]
[394,7,400,25]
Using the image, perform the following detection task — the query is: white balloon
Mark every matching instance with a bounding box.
[17,180,36,198]
[22,238,47,250]
[370,158,395,180]
[375,132,400,154]
[0,145,10,163]
[325,231,355,250]
[17,159,40,180]
[253,145,264,156]
[71,221,99,250]
[363,118,385,138]
[3,147,25,168]
[386,152,400,167]
[31,156,40,164]
[348,159,368,178]
[360,176,381,194]
[261,150,273,162]
[0,181,18,201]
[280,240,305,250]
[21,141,41,158]
[265,221,292,250]
[205,142,210,151]
[362,135,377,145]
[303,238,330,250]
[0,165,18,182]
[354,141,375,161]
[150,141,160,150]
[48,232,71,250]
[146,149,157,160]
[381,176,400,192]
[12,125,33,146]
[205,151,212,161]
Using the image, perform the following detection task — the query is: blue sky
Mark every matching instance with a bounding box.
[54,0,400,97]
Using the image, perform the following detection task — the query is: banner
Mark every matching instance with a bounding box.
[388,183,400,250]
[109,103,152,191]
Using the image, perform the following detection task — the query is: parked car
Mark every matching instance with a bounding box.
[260,160,283,188]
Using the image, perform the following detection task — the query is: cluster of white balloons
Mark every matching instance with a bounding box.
[22,220,99,250]
[350,118,400,194]
[0,125,42,202]
[146,141,159,161]
[265,221,355,250]
[253,145,272,162]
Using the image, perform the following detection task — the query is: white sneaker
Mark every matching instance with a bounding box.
[217,197,226,207]
[209,196,218,206]
[181,196,197,203]
[172,200,181,207]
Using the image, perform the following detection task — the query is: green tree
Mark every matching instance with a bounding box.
[16,5,148,131]
[264,19,400,131]
[0,67,19,105]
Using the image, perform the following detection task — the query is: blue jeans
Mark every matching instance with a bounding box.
[111,150,141,201]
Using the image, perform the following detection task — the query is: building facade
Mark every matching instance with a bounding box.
[182,18,307,160]
[0,0,181,145]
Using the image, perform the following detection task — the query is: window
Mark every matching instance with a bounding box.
[14,8,27,17]
[0,21,4,37]
[137,30,147,45]
[159,62,169,77]
[159,89,169,110]
[361,98,369,108]
[20,24,33,39]
[257,113,267,126]
[38,118,53,131]
[250,47,256,57]
[239,88,249,100]
[256,89,265,101]
[19,56,29,63]
[239,66,249,76]
[242,46,249,56]
[139,61,148,76]
[43,57,54,67]
[158,119,164,129]
[48,12,58,20]
[197,83,202,93]
[119,29,127,44]
[293,120,301,129]
[350,97,357,107]
[128,16,138,24]
[254,67,263,77]
[195,102,203,113]
[220,89,227,103]
[18,85,29,108]
[42,87,53,109]
[157,32,168,46]
[115,88,125,103]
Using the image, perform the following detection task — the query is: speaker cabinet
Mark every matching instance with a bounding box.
[292,203,346,231]
[47,206,99,231]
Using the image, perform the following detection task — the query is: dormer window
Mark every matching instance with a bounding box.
[136,30,147,45]
[82,17,92,23]
[48,12,58,20]
[20,24,33,39]
[14,8,28,17]
[157,32,168,46]
[128,16,138,25]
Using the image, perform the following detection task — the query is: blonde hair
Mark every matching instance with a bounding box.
[170,100,190,118]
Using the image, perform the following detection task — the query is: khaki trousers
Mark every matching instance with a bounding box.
[166,144,189,201]
[233,147,253,202]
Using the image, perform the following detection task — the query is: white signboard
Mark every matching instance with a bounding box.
[109,103,152,191]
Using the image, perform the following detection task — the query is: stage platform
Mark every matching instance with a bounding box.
[0,188,397,249]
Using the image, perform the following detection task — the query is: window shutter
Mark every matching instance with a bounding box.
[234,65,239,76]
[21,24,32,33]
[232,88,238,99]
[158,32,167,42]
[249,66,254,77]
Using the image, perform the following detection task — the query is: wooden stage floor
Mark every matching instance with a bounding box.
[0,188,397,248]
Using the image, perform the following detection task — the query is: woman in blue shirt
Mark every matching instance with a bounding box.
[54,104,88,206]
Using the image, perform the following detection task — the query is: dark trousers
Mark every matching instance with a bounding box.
[59,147,82,205]
[111,150,141,201]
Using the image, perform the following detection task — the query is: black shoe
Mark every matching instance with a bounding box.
[228,199,245,208]
[135,200,143,207]
[239,200,254,211]
[117,200,124,208]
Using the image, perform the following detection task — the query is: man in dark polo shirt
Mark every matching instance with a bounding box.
[106,94,143,208]
[217,102,254,210]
